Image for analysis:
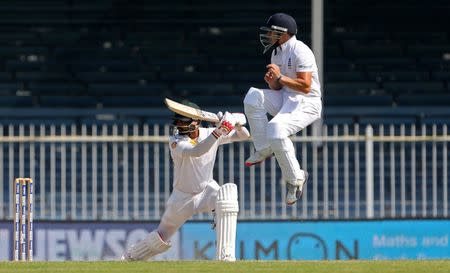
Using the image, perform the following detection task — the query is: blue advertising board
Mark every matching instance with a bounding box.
[182,220,450,260]
[0,221,180,261]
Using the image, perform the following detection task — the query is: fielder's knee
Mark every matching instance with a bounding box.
[243,87,264,108]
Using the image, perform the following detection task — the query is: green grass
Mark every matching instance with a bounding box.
[0,260,449,273]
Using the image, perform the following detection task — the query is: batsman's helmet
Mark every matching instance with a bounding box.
[172,100,201,135]
[260,13,298,54]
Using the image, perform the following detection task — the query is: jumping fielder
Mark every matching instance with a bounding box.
[122,101,250,261]
[244,13,322,205]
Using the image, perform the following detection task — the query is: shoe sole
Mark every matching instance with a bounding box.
[244,155,271,167]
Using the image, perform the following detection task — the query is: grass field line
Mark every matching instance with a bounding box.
[0,260,449,273]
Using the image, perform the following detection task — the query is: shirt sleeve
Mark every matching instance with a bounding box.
[170,133,219,158]
[218,127,250,145]
[295,47,316,72]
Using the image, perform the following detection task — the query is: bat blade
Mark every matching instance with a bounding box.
[164,98,220,123]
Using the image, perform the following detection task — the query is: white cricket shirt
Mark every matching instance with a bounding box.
[169,128,222,194]
[271,36,321,97]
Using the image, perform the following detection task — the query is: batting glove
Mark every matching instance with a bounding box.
[212,112,235,138]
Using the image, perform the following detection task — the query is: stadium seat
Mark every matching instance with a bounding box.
[325,95,393,106]
[39,96,98,108]
[396,95,450,106]
[0,96,33,107]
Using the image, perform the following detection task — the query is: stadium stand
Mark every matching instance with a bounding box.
[0,0,449,219]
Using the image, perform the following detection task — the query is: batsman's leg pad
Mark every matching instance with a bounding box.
[215,183,239,261]
[124,230,171,261]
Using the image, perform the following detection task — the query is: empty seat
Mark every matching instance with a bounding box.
[368,71,429,82]
[16,72,72,82]
[325,95,392,106]
[326,82,380,95]
[396,95,450,106]
[88,83,169,96]
[28,82,86,95]
[189,95,243,107]
[322,116,355,125]
[0,96,33,107]
[422,116,450,125]
[0,72,13,81]
[77,72,156,83]
[173,82,233,96]
[358,116,417,126]
[383,81,444,95]
[100,96,163,107]
[325,71,366,82]
[160,72,221,82]
[39,96,97,108]
[407,45,450,57]
[0,83,20,95]
[431,71,450,81]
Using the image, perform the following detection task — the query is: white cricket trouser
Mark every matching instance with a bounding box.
[243,87,322,183]
[158,181,220,241]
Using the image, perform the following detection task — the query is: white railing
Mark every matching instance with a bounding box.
[0,123,448,220]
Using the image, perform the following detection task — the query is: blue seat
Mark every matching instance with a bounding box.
[326,82,379,95]
[0,96,33,107]
[0,83,19,95]
[431,71,450,81]
[422,116,450,125]
[325,95,392,106]
[358,116,417,126]
[16,72,71,82]
[190,95,243,107]
[100,96,163,107]
[323,116,355,125]
[28,82,85,95]
[325,71,366,82]
[383,81,444,95]
[88,83,169,96]
[396,95,450,106]
[0,72,12,81]
[368,71,429,81]
[160,72,221,82]
[173,82,233,96]
[39,96,98,108]
[76,72,156,83]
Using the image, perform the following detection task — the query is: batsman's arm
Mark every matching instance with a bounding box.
[176,134,219,157]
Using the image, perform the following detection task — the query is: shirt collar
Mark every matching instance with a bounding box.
[278,35,297,51]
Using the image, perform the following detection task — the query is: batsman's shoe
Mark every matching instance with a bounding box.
[121,247,134,261]
[286,171,309,205]
[245,147,272,167]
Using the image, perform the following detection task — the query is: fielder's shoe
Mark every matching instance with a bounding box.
[286,171,309,205]
[245,147,272,167]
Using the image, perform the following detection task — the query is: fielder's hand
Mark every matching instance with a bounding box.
[265,63,283,90]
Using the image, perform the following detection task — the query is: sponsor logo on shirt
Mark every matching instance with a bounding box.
[298,64,313,70]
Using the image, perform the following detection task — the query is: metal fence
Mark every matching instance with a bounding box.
[0,123,448,221]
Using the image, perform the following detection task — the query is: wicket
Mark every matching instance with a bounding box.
[13,178,33,261]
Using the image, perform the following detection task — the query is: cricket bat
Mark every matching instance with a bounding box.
[164,98,220,123]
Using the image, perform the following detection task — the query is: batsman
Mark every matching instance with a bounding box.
[122,101,250,261]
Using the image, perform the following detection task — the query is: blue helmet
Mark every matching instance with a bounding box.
[260,13,298,53]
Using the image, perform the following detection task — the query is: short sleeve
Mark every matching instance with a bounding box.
[295,47,316,72]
